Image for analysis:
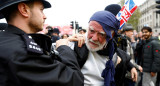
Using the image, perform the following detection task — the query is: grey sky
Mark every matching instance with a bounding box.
[0,0,147,28]
[44,0,146,28]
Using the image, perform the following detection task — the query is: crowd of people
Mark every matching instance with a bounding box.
[0,0,160,86]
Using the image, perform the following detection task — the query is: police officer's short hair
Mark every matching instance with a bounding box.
[1,1,34,22]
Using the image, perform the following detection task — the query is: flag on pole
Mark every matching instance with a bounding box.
[116,0,137,29]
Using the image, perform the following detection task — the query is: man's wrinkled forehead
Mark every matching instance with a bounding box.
[89,26,106,35]
[89,21,103,30]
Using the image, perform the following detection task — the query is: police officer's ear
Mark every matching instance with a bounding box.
[17,2,30,18]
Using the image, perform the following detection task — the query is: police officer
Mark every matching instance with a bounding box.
[0,0,83,86]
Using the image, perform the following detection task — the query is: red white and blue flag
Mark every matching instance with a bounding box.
[116,0,137,29]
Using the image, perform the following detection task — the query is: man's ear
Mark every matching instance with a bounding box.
[17,3,30,18]
[109,31,115,40]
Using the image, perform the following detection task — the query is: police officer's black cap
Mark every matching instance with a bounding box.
[52,28,60,34]
[0,0,51,19]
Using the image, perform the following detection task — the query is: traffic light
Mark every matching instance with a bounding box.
[70,21,74,29]
[76,23,79,29]
[75,21,79,30]
[156,0,160,14]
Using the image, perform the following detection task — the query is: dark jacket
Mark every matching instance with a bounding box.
[142,37,160,72]
[0,24,84,86]
[135,38,145,65]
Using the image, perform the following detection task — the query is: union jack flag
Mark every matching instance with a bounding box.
[116,0,137,29]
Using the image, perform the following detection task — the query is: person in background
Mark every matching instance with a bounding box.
[121,24,143,86]
[38,25,50,35]
[46,26,53,36]
[135,31,143,64]
[137,27,160,86]
[0,0,83,86]
[46,27,60,43]
[61,34,69,39]
[78,29,86,35]
[51,28,60,43]
[52,28,60,36]
[44,25,53,35]
[105,4,138,86]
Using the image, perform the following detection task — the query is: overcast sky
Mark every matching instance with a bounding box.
[0,0,147,28]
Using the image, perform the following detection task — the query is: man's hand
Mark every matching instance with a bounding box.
[68,34,85,47]
[138,65,143,72]
[56,39,69,49]
[131,67,138,82]
[116,56,121,65]
[150,72,156,77]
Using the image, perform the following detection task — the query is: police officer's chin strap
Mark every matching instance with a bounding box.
[100,24,116,86]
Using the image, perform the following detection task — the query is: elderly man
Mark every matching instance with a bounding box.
[0,0,83,86]
[68,9,138,86]
[69,11,126,86]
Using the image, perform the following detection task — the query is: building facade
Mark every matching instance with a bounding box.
[138,0,160,36]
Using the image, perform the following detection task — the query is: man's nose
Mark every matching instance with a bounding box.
[91,33,98,41]
[43,14,47,19]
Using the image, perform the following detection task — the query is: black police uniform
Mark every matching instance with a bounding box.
[0,24,84,86]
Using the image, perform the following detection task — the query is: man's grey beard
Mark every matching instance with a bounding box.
[85,38,107,52]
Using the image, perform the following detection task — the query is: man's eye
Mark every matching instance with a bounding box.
[98,33,105,37]
[143,32,147,33]
[90,30,94,33]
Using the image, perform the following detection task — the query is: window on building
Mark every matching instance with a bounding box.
[156,23,158,27]
[155,30,157,32]
[156,14,158,19]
